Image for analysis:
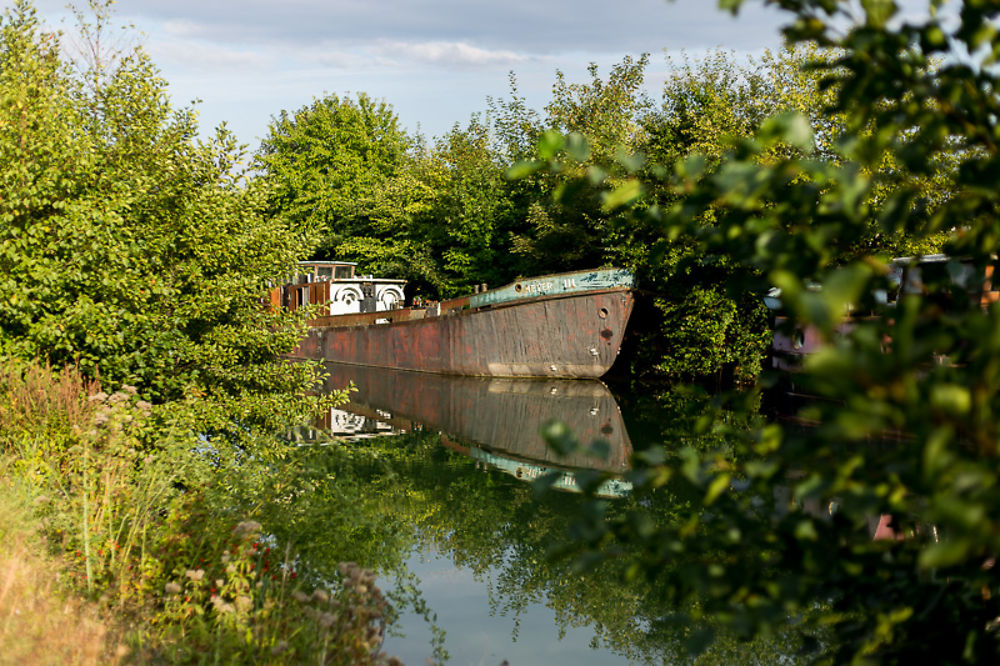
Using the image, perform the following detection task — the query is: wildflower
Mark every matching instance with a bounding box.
[108,391,129,404]
[215,579,223,588]
[210,595,235,614]
[232,520,262,538]
[292,590,310,603]
[185,569,205,582]
[136,400,152,413]
[122,384,138,395]
[318,612,337,629]
[88,392,109,403]
[311,589,329,604]
[164,582,182,595]
[93,411,109,426]
[234,595,252,612]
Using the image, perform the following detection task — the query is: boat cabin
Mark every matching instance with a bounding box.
[272,261,406,316]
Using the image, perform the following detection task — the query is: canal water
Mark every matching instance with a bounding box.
[283,363,788,665]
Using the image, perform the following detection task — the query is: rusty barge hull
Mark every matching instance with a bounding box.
[291,287,634,378]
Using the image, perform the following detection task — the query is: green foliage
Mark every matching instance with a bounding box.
[1,355,398,664]
[257,92,419,256]
[546,0,1000,662]
[0,1,319,415]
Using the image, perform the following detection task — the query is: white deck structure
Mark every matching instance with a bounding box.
[293,261,406,315]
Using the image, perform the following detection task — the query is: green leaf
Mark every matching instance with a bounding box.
[861,0,898,28]
[704,472,731,505]
[542,420,579,456]
[930,384,971,416]
[537,129,565,161]
[506,160,543,180]
[615,146,646,173]
[919,540,970,569]
[602,179,642,211]
[565,132,591,162]
[759,111,814,152]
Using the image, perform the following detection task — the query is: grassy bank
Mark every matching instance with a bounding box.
[0,359,400,664]
[0,459,122,664]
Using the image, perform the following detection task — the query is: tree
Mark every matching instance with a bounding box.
[502,57,653,274]
[0,0,318,422]
[256,92,417,259]
[542,0,1000,661]
[409,116,515,296]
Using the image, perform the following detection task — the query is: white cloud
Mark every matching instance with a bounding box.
[375,39,530,67]
[162,19,213,39]
[148,38,272,70]
[22,0,792,144]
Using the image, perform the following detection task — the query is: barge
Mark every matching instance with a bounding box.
[276,262,635,378]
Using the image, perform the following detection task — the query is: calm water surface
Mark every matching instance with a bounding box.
[291,363,774,665]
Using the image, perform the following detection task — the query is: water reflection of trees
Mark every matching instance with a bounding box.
[256,423,813,664]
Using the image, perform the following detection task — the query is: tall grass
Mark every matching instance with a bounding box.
[0,457,124,664]
[0,359,401,664]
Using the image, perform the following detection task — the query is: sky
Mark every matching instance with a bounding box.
[20,0,797,148]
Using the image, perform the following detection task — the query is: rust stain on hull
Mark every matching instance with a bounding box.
[291,288,635,378]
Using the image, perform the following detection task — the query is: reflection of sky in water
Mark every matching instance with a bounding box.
[387,549,638,666]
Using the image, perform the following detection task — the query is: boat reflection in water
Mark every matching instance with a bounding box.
[316,362,633,497]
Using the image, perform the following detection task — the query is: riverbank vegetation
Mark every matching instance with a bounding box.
[0,359,404,663]
[5,0,1000,662]
[0,1,401,662]
[529,1,1000,663]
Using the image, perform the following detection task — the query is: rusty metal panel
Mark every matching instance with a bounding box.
[267,287,281,312]
[292,288,634,378]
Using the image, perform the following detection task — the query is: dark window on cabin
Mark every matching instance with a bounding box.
[335,266,353,279]
[318,267,333,279]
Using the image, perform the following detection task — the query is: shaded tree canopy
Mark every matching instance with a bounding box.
[532,0,1000,662]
